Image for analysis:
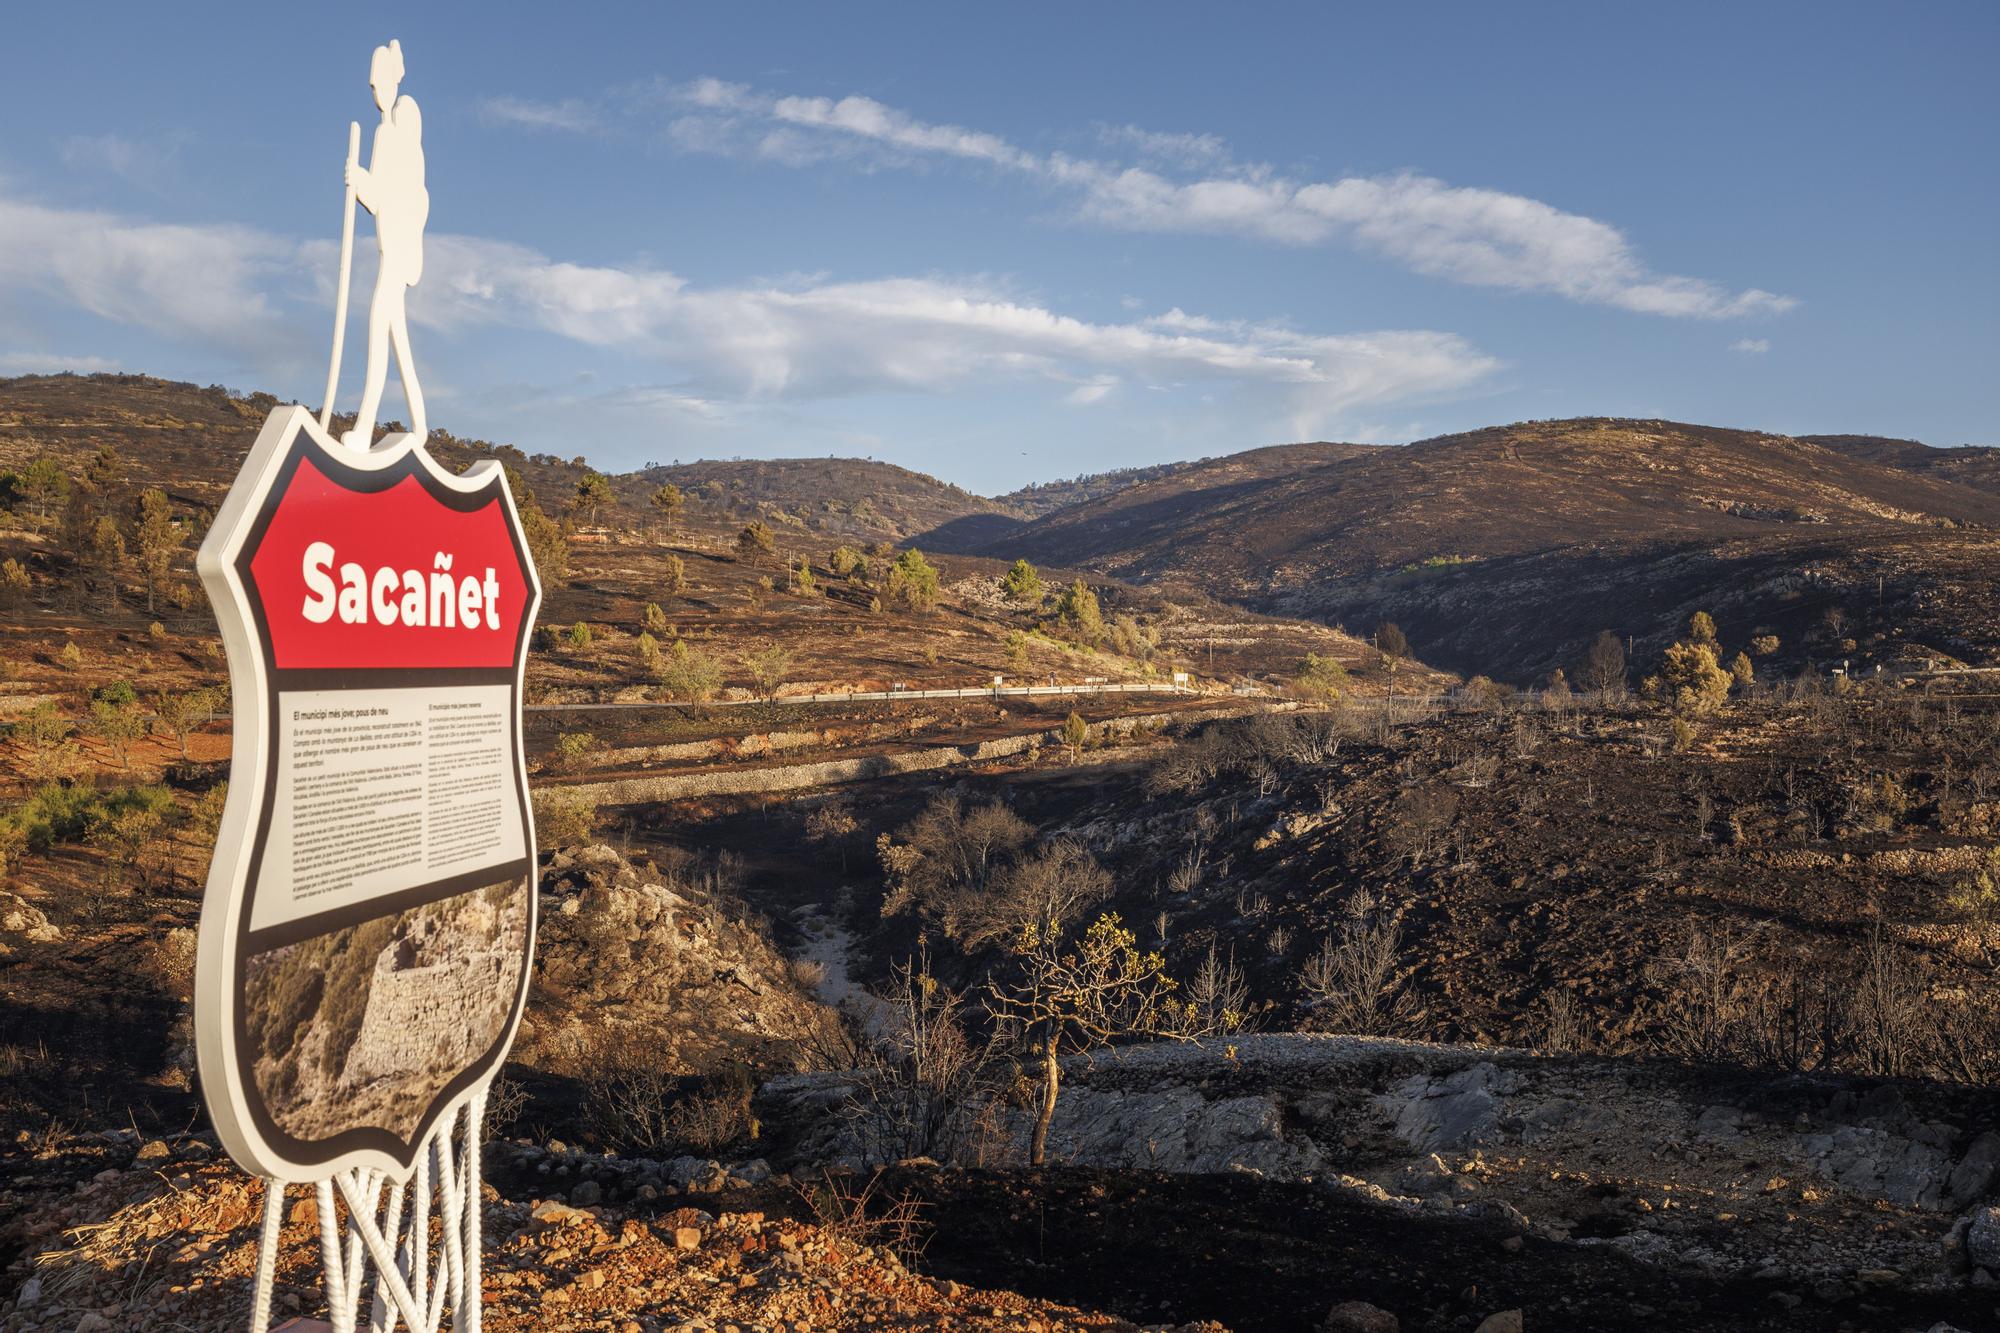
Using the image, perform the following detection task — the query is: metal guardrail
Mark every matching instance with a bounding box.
[525,682,1196,712]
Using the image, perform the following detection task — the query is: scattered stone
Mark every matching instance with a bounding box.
[531,1199,592,1226]
[569,1180,602,1207]
[135,1140,172,1162]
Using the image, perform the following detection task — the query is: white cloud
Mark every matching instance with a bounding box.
[416,238,1498,424]
[0,351,120,374]
[0,198,304,354]
[0,189,1497,440]
[477,96,598,133]
[1095,124,1234,170]
[649,77,1793,321]
[765,94,1035,170]
[1066,375,1119,406]
[1730,337,1772,354]
[59,132,185,190]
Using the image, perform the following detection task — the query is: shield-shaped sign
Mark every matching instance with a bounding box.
[195,407,541,1181]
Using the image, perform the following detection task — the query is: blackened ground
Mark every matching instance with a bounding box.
[479,1154,2000,1333]
[885,1168,1996,1333]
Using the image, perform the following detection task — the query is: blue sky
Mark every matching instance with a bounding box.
[2,1,1993,493]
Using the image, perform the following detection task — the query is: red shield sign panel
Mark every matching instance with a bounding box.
[195,407,542,1181]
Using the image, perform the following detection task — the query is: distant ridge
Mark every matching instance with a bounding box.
[8,374,1996,683]
[967,418,2000,680]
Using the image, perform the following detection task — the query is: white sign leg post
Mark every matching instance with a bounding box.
[245,1091,485,1332]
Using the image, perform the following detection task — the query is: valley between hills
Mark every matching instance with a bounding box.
[1,373,1997,1332]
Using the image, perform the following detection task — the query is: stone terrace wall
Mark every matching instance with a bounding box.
[558,703,1272,805]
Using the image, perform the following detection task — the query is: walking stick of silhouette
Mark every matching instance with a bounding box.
[320,120,362,438]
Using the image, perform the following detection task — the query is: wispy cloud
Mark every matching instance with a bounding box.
[1095,124,1234,170]
[417,235,1498,434]
[59,132,188,191]
[0,351,120,374]
[1066,375,1119,406]
[477,96,599,134]
[1730,337,1771,354]
[0,190,1499,440]
[0,198,305,356]
[617,78,1794,321]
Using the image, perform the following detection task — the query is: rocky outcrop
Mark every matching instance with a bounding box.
[520,844,839,1079]
[0,891,60,946]
[762,1033,2000,1297]
[1037,1084,1323,1177]
[1375,1061,1512,1152]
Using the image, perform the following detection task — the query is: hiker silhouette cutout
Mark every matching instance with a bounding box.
[339,39,429,450]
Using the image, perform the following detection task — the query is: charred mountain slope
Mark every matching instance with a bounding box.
[971,419,2000,681]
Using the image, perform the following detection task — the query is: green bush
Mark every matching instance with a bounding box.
[552,732,601,774]
[533,788,601,848]
[2,781,173,850]
[887,549,941,613]
[657,639,724,702]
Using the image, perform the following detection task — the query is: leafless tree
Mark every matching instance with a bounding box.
[1184,942,1253,1036]
[848,948,997,1165]
[1739,958,1846,1074]
[1846,928,1932,1079]
[1532,989,1586,1054]
[1387,785,1458,865]
[877,797,1034,939]
[1658,928,1742,1064]
[1578,630,1627,698]
[1298,914,1413,1036]
[952,837,1112,954]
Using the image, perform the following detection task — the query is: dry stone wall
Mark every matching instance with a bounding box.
[558,704,1267,805]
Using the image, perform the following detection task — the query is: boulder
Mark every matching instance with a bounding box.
[1966,1206,2000,1271]
[1802,1124,1953,1209]
[664,1156,729,1192]
[1321,1301,1398,1333]
[1377,1062,1511,1153]
[729,1158,773,1185]
[1473,1312,1523,1333]
[1949,1132,2000,1207]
